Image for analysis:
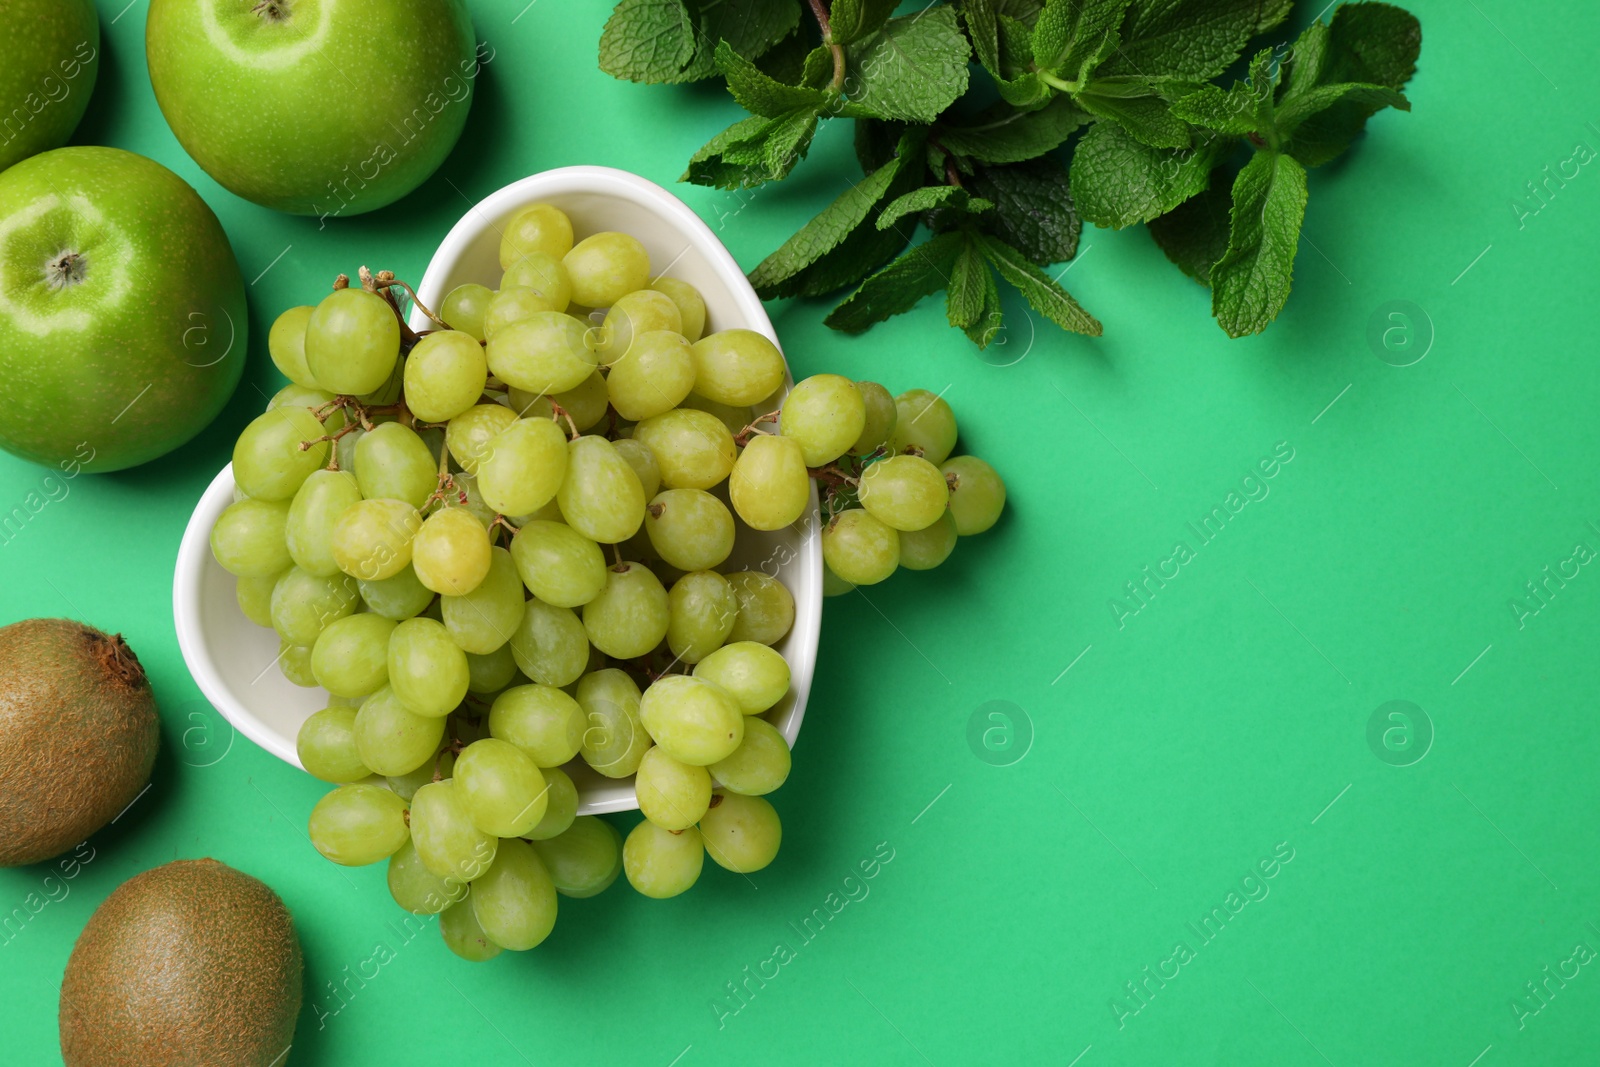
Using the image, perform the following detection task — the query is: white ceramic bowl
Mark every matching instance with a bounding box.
[174,165,822,814]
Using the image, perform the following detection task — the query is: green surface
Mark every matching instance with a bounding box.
[2,2,1598,1064]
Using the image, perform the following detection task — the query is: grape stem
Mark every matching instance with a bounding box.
[808,464,859,487]
[361,266,451,332]
[733,410,781,447]
[549,401,580,440]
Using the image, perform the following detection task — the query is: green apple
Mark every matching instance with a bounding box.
[146,0,479,219]
[0,147,246,472]
[0,0,100,173]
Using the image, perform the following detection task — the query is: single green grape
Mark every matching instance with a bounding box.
[509,597,590,688]
[532,816,622,898]
[667,571,738,665]
[941,455,1007,535]
[358,563,434,620]
[849,380,897,455]
[639,675,744,766]
[466,644,520,693]
[387,838,467,916]
[387,746,453,801]
[267,305,319,388]
[612,437,661,499]
[500,203,575,267]
[476,417,569,517]
[307,784,409,866]
[490,684,585,768]
[278,642,317,686]
[563,231,650,307]
[353,687,447,776]
[644,488,734,571]
[353,422,436,510]
[708,717,791,796]
[388,617,470,717]
[442,546,525,655]
[305,287,401,395]
[689,329,786,406]
[296,706,370,783]
[725,571,795,645]
[404,330,488,423]
[509,520,606,608]
[211,497,292,578]
[576,669,651,778]
[729,434,809,532]
[821,509,900,586]
[594,290,681,365]
[411,506,492,597]
[232,406,329,502]
[524,765,578,841]
[635,747,711,831]
[681,391,754,435]
[898,511,958,569]
[605,329,695,421]
[270,566,360,646]
[633,409,737,491]
[822,564,855,597]
[486,312,597,394]
[445,403,518,475]
[502,250,573,310]
[650,278,706,342]
[440,283,494,342]
[331,498,423,581]
[510,369,608,431]
[889,388,958,464]
[409,779,498,882]
[779,373,866,466]
[358,357,406,406]
[471,837,559,951]
[310,612,396,697]
[582,562,669,659]
[285,469,362,577]
[693,641,790,714]
[440,894,503,961]
[483,286,565,339]
[858,453,949,532]
[623,821,704,899]
[700,792,781,873]
[236,572,283,628]
[557,435,646,544]
[454,738,548,838]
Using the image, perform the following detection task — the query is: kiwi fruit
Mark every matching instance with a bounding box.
[59,858,303,1066]
[0,618,159,866]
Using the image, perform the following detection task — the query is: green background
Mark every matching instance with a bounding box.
[3,1,1598,1064]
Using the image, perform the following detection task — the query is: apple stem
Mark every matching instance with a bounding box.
[44,250,87,291]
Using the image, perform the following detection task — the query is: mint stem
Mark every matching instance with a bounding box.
[806,0,846,91]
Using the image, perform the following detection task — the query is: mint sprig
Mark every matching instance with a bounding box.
[601,0,1422,345]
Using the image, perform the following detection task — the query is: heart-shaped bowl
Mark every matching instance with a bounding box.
[174,165,822,814]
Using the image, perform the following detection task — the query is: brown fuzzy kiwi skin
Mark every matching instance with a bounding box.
[59,858,303,1067]
[0,618,159,867]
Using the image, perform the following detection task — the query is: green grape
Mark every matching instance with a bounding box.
[680,392,753,435]
[232,406,329,502]
[510,369,608,431]
[476,417,568,517]
[387,747,452,801]
[725,571,795,645]
[278,642,317,687]
[650,277,706,342]
[595,290,681,365]
[446,403,518,474]
[388,617,470,717]
[582,562,668,659]
[633,409,737,491]
[502,250,573,310]
[353,422,436,510]
[236,572,282,627]
[486,312,597,394]
[510,520,606,608]
[941,455,1007,535]
[440,894,502,961]
[210,497,292,578]
[532,817,622,898]
[729,435,810,532]
[358,563,433,620]
[576,669,651,778]
[889,388,958,463]
[353,686,447,776]
[411,506,492,597]
[779,373,866,466]
[455,738,548,838]
[667,571,737,665]
[524,764,578,840]
[265,382,337,414]
[387,838,467,916]
[899,511,957,569]
[644,488,734,572]
[563,231,650,307]
[334,424,364,472]
[296,706,370,783]
[635,747,711,831]
[605,330,694,420]
[689,329,785,406]
[500,202,575,267]
[509,597,590,687]
[305,287,401,395]
[821,509,899,586]
[410,779,498,882]
[822,564,855,597]
[490,684,585,768]
[404,330,488,423]
[270,566,359,646]
[693,641,790,714]
[285,469,362,577]
[858,453,949,532]
[623,821,704,899]
[700,792,781,873]
[268,305,319,388]
[483,286,564,339]
[709,717,790,796]
[471,837,559,951]
[849,380,897,455]
[308,784,409,866]
[331,498,422,581]
[466,644,520,693]
[612,437,661,499]
[437,471,498,529]
[639,675,744,766]
[311,612,396,697]
[442,546,525,654]
[440,282,494,342]
[557,436,646,544]
[359,357,406,406]
[326,694,365,707]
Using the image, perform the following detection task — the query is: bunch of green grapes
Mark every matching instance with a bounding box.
[209,200,1004,960]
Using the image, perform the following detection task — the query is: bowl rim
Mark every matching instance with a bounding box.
[174,164,822,814]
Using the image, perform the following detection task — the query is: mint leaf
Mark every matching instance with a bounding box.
[979,235,1102,335]
[999,0,1046,23]
[961,0,1003,75]
[854,118,901,173]
[946,237,991,329]
[716,41,827,117]
[839,8,972,123]
[965,253,1006,347]
[1033,0,1129,82]
[970,157,1081,265]
[1069,120,1226,228]
[787,215,913,297]
[878,186,993,230]
[1076,86,1190,148]
[1285,19,1331,95]
[1277,82,1408,133]
[1170,48,1278,136]
[1100,0,1276,82]
[993,14,1053,108]
[825,232,964,332]
[679,0,804,82]
[1210,150,1307,337]
[1281,2,1421,166]
[1147,166,1231,283]
[599,0,697,83]
[829,0,900,46]
[684,109,818,188]
[756,28,811,85]
[1326,2,1422,88]
[938,96,1087,163]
